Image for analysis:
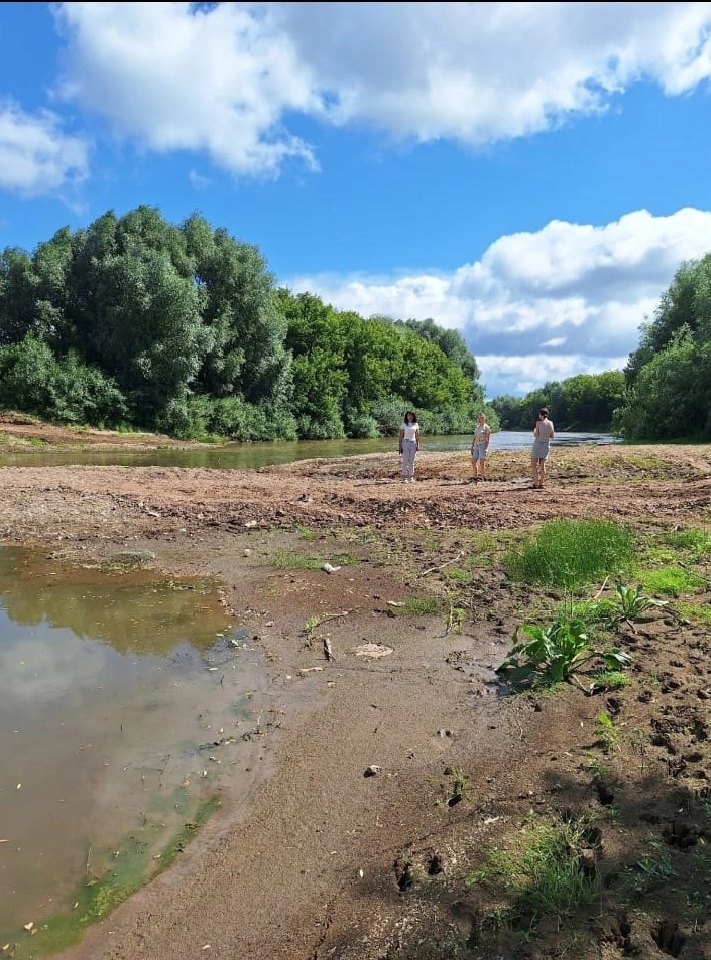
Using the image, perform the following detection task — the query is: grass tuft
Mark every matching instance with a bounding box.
[465,819,600,929]
[503,519,634,590]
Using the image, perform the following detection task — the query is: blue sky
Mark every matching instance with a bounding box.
[1,2,711,398]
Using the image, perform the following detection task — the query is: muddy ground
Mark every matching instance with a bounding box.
[0,432,710,960]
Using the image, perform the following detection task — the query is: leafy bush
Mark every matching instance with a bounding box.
[496,612,632,690]
[370,397,408,436]
[0,335,126,426]
[613,583,668,621]
[294,412,346,440]
[503,519,634,589]
[343,407,380,439]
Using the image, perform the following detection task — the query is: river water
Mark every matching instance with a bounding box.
[0,431,618,471]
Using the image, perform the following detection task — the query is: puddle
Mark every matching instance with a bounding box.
[0,547,266,955]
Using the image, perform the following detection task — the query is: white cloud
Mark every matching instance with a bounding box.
[288,207,711,397]
[53,2,711,175]
[0,102,89,197]
[54,1,319,177]
[272,1,711,143]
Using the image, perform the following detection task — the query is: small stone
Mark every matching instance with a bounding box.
[364,765,381,777]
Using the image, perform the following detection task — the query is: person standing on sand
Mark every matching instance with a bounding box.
[398,410,420,482]
[531,407,555,489]
[470,412,492,482]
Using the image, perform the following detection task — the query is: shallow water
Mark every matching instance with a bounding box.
[0,431,619,471]
[0,548,265,952]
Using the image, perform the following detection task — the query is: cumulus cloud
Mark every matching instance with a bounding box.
[0,102,89,196]
[53,1,711,175]
[54,1,319,177]
[288,208,711,397]
[272,1,711,143]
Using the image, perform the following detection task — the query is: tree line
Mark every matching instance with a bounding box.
[491,253,711,441]
[0,206,489,441]
[2,204,709,442]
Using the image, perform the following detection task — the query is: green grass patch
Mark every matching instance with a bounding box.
[445,566,473,584]
[663,527,711,558]
[624,454,667,473]
[294,524,318,541]
[269,549,357,570]
[465,819,600,929]
[635,565,705,597]
[503,519,634,590]
[678,602,711,627]
[398,596,441,615]
[591,670,629,690]
[620,840,677,897]
[568,597,618,625]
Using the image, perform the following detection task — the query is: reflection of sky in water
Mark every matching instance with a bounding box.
[0,547,262,939]
[0,619,164,705]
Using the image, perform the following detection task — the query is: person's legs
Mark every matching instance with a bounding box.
[470,452,477,481]
[401,442,410,480]
[531,456,539,487]
[402,440,416,480]
[478,449,487,481]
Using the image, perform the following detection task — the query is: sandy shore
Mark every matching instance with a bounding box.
[1,440,710,960]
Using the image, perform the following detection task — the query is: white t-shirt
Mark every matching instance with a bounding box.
[401,423,419,442]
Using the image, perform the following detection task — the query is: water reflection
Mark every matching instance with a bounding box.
[0,548,263,948]
[0,550,225,654]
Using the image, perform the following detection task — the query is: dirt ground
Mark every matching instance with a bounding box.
[1,431,710,960]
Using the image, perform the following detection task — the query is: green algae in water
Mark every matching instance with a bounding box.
[15,799,219,958]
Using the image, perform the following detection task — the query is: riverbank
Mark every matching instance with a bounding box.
[1,443,710,960]
[0,412,199,449]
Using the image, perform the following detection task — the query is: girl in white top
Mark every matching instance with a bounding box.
[398,410,420,482]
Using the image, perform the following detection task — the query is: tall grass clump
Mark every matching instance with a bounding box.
[503,519,634,590]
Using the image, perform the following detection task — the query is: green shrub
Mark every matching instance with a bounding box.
[0,335,126,426]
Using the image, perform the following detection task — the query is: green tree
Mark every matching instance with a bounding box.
[0,248,39,345]
[615,328,711,440]
[184,214,291,407]
[626,254,711,384]
[68,208,209,424]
